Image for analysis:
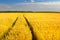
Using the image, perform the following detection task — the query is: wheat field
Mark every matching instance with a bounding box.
[0,13,60,40]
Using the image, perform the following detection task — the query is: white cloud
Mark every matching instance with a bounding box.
[0,2,60,11]
[31,0,35,2]
[12,2,60,12]
[0,4,11,11]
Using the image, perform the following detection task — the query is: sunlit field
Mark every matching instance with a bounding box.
[0,13,60,40]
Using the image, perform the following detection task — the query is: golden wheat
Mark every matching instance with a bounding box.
[0,13,60,40]
[24,13,60,40]
[0,13,32,40]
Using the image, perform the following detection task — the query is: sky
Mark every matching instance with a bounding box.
[0,0,60,5]
[0,0,60,11]
[0,0,60,4]
[0,0,31,5]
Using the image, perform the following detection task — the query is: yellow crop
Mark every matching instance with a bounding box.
[0,13,60,40]
[25,13,60,40]
[0,13,32,40]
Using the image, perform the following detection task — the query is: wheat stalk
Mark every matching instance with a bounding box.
[0,17,18,40]
[23,15,37,40]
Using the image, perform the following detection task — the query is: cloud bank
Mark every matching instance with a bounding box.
[0,4,11,11]
[0,2,60,11]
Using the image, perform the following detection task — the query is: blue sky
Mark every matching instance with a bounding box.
[0,0,60,11]
[0,0,31,5]
[0,0,60,5]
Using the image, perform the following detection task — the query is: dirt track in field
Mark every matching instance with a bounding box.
[0,13,60,40]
